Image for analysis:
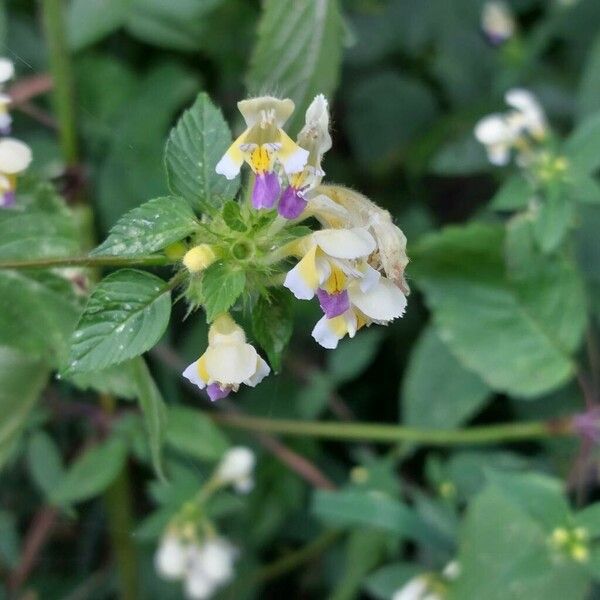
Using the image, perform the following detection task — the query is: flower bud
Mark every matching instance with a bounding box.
[155,533,188,580]
[216,446,255,493]
[183,245,218,273]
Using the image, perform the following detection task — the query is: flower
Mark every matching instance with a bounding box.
[278,94,332,219]
[0,58,14,86]
[392,576,439,600]
[481,1,516,46]
[475,88,547,166]
[155,533,188,580]
[0,138,32,208]
[215,446,255,493]
[215,96,308,210]
[182,313,270,401]
[184,537,237,599]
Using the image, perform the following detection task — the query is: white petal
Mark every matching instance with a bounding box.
[311,316,343,349]
[215,150,242,180]
[233,476,254,494]
[237,96,294,127]
[392,577,429,600]
[313,228,376,259]
[208,314,246,346]
[205,343,258,385]
[155,535,188,580]
[182,361,207,390]
[217,447,255,482]
[350,277,407,322]
[284,254,330,300]
[197,538,236,584]
[0,58,14,84]
[306,193,352,227]
[0,138,32,174]
[474,115,513,145]
[359,263,381,292]
[184,570,215,599]
[244,356,270,387]
[488,143,511,166]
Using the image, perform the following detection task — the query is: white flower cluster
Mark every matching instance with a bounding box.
[392,562,460,600]
[215,446,256,493]
[155,533,237,599]
[0,57,32,208]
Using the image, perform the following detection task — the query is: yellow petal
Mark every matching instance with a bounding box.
[215,130,247,179]
[278,129,309,174]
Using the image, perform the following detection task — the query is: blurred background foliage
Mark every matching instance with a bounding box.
[3,0,600,598]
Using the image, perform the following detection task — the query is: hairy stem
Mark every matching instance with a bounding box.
[0,255,176,270]
[210,413,573,446]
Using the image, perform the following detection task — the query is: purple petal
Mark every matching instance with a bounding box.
[206,383,231,402]
[278,185,307,219]
[316,288,350,319]
[0,190,15,208]
[252,171,280,209]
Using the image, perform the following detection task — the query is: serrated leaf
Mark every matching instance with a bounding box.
[165,406,229,461]
[252,291,292,372]
[246,0,344,133]
[50,437,128,506]
[412,223,586,397]
[165,92,240,214]
[66,270,171,373]
[402,324,490,429]
[222,200,247,232]
[201,262,246,322]
[0,347,49,472]
[26,431,65,498]
[92,196,198,257]
[132,358,167,479]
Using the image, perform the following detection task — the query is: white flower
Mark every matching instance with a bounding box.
[392,575,442,600]
[155,534,188,580]
[216,446,255,493]
[182,314,270,401]
[481,1,516,45]
[505,88,547,139]
[184,537,237,599]
[0,58,14,85]
[0,138,32,175]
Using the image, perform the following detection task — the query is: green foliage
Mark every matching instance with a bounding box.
[92,196,198,257]
[200,262,246,322]
[26,431,65,499]
[247,0,344,133]
[165,92,240,214]
[66,270,172,373]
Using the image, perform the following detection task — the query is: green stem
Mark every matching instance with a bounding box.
[0,255,176,270]
[40,0,79,165]
[210,413,573,446]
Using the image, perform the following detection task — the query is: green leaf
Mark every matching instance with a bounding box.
[222,200,247,233]
[0,347,49,471]
[132,358,168,479]
[165,406,229,461]
[26,431,65,498]
[450,483,588,600]
[66,360,140,400]
[247,0,344,133]
[0,271,79,363]
[402,324,490,429]
[67,0,131,51]
[328,328,384,384]
[430,132,489,176]
[574,503,600,537]
[66,270,171,374]
[577,31,600,121]
[165,92,240,214]
[201,262,246,322]
[50,437,128,506]
[412,223,586,397]
[565,110,600,175]
[0,511,20,569]
[363,562,423,600]
[490,174,531,211]
[531,189,574,253]
[312,489,425,540]
[252,290,293,372]
[92,196,198,257]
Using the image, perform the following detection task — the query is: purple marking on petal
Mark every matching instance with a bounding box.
[206,383,231,402]
[0,190,15,208]
[278,185,307,219]
[252,171,280,209]
[316,288,350,319]
[0,124,11,136]
[481,29,509,47]
[572,408,600,445]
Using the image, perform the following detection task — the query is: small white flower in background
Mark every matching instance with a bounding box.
[475,88,548,167]
[392,576,440,600]
[0,138,32,208]
[442,560,461,581]
[182,313,270,401]
[184,537,237,599]
[216,446,255,493]
[0,58,14,135]
[155,533,189,580]
[481,1,516,46]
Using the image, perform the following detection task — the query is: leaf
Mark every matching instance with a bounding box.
[50,437,128,506]
[201,262,246,322]
[132,358,168,479]
[67,0,132,51]
[165,406,229,461]
[412,223,586,397]
[66,270,171,374]
[246,0,344,133]
[0,271,79,364]
[574,503,600,537]
[402,324,490,429]
[67,360,140,400]
[565,110,600,175]
[222,200,247,233]
[0,347,49,471]
[328,328,384,384]
[362,562,423,600]
[430,132,489,176]
[577,31,600,121]
[531,188,574,253]
[26,431,65,498]
[251,290,293,372]
[165,92,240,214]
[450,482,588,600]
[490,174,531,211]
[0,511,20,569]
[92,196,198,257]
